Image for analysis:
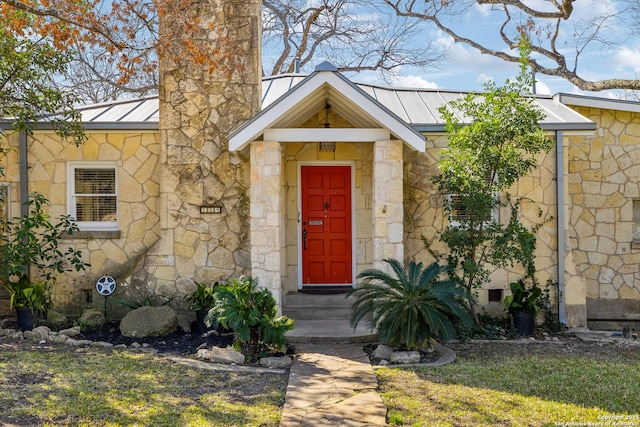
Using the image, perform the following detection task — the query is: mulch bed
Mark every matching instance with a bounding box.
[1,318,235,357]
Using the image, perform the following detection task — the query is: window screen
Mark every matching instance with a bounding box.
[73,168,117,223]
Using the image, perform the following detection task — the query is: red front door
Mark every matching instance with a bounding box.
[301,166,352,285]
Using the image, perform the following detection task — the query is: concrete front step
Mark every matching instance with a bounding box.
[283,291,355,321]
[284,292,354,307]
[285,319,378,344]
[283,307,352,320]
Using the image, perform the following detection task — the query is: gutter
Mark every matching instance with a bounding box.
[19,131,28,216]
[556,131,566,324]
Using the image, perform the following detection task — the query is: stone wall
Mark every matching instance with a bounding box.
[1,131,161,311]
[404,134,560,316]
[149,0,261,298]
[567,106,640,326]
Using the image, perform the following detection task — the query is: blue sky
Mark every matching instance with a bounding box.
[340,0,640,98]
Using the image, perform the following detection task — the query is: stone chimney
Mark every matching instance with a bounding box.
[144,0,261,296]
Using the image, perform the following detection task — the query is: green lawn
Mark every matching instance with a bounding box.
[0,342,287,426]
[377,341,640,426]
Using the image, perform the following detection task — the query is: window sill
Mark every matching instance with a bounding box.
[62,230,121,240]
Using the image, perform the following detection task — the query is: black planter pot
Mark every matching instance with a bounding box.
[195,308,211,334]
[16,307,36,332]
[511,311,535,337]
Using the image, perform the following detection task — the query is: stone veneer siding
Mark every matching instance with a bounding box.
[403,134,562,319]
[2,131,161,309]
[149,0,261,297]
[567,105,640,327]
[250,141,285,306]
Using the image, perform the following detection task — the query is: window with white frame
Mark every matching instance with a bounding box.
[68,162,118,231]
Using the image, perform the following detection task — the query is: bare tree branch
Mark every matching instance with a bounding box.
[385,0,640,91]
[262,0,446,79]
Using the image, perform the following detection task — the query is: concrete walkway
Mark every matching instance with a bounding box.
[280,343,387,426]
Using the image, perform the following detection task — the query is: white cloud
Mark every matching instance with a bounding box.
[389,75,439,89]
[610,47,640,73]
[432,31,517,74]
[476,73,493,85]
[533,80,551,95]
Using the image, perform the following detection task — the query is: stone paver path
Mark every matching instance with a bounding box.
[280,343,387,426]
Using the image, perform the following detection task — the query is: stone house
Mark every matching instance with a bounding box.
[1,1,640,331]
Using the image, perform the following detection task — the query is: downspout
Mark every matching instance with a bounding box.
[19,130,28,217]
[556,131,566,324]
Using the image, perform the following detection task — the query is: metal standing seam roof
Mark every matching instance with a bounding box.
[74,95,159,129]
[62,74,595,133]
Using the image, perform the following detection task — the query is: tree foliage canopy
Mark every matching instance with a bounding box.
[434,39,553,322]
[0,25,84,145]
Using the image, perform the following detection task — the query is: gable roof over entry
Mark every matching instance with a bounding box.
[229,62,427,152]
[229,63,595,152]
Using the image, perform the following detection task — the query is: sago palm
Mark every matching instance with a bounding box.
[349,259,472,350]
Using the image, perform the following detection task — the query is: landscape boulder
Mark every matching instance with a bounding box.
[120,306,178,338]
[59,326,82,337]
[259,356,293,369]
[79,309,106,329]
[390,351,421,364]
[372,344,394,361]
[196,346,245,365]
[46,310,67,326]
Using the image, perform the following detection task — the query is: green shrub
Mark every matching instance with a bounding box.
[184,281,220,311]
[206,276,294,361]
[349,258,472,350]
[112,287,173,309]
[0,192,88,313]
[455,313,517,341]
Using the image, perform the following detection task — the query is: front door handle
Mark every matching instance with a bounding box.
[303,228,307,250]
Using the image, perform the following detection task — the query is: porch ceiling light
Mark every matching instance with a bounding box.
[319,101,336,152]
[319,141,336,152]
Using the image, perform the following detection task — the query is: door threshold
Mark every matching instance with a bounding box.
[299,285,354,295]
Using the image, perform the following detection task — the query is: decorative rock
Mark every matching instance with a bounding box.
[196,347,245,365]
[48,334,70,343]
[372,344,394,360]
[32,326,51,339]
[79,309,106,329]
[177,314,192,333]
[20,331,33,340]
[0,328,17,337]
[23,331,41,342]
[66,338,93,346]
[390,351,421,364]
[46,310,67,325]
[259,356,293,369]
[92,341,114,348]
[130,342,141,348]
[59,326,82,338]
[120,306,178,338]
[114,344,127,350]
[378,359,389,366]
